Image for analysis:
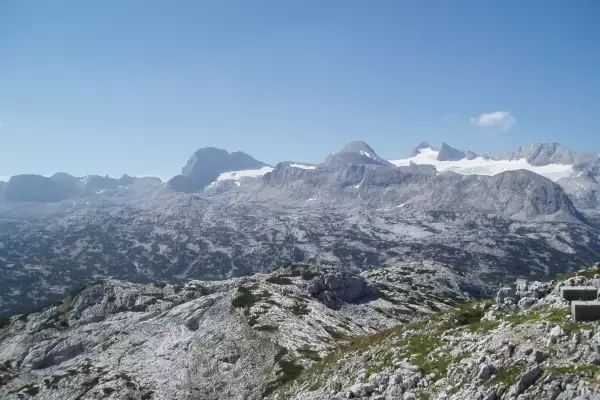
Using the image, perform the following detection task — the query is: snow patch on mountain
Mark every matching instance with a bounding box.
[360,150,376,159]
[215,166,274,182]
[289,163,317,170]
[390,147,573,182]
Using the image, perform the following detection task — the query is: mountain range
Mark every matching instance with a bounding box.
[1,140,600,399]
[0,140,599,315]
[2,141,599,217]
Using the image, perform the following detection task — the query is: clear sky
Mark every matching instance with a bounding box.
[1,0,599,180]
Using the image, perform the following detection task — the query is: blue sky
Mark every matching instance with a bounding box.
[1,0,599,180]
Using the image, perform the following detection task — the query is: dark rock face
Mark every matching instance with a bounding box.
[465,150,479,160]
[168,147,269,193]
[306,272,379,309]
[409,142,433,157]
[436,143,472,161]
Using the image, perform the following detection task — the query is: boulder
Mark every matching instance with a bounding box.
[550,325,565,339]
[477,364,493,381]
[531,349,548,363]
[496,287,514,304]
[517,366,541,394]
[518,297,537,308]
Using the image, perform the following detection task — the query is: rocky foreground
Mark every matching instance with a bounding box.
[2,263,600,400]
[274,268,600,400]
[0,262,480,400]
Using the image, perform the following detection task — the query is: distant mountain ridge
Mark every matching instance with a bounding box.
[2,140,599,223]
[1,173,160,203]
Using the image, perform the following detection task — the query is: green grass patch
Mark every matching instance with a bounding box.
[291,302,310,316]
[262,356,305,397]
[266,276,293,285]
[488,365,524,386]
[546,364,600,383]
[274,347,288,363]
[323,325,350,340]
[255,324,278,332]
[556,268,598,281]
[297,346,322,362]
[502,304,592,334]
[301,271,320,281]
[231,284,271,310]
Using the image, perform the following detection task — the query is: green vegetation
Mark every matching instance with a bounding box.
[255,324,279,332]
[556,267,598,281]
[546,364,600,382]
[297,346,322,361]
[274,347,288,363]
[271,263,321,281]
[268,274,600,399]
[291,302,310,316]
[68,280,105,299]
[301,271,320,281]
[501,304,592,334]
[0,373,13,388]
[262,351,305,398]
[488,365,524,386]
[323,326,349,340]
[9,383,40,395]
[231,287,256,309]
[266,276,293,285]
[272,300,501,396]
[17,300,63,322]
[231,284,272,313]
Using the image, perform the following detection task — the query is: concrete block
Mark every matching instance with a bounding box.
[560,286,598,302]
[571,301,600,322]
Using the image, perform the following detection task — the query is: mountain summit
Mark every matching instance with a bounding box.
[324,141,392,167]
[168,147,270,192]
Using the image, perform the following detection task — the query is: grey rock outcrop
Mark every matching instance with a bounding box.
[168,147,270,192]
[436,142,469,161]
[277,268,600,400]
[0,263,476,400]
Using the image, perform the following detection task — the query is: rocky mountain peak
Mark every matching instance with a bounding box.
[169,147,269,193]
[409,141,434,157]
[436,142,479,161]
[324,141,391,167]
[340,141,377,155]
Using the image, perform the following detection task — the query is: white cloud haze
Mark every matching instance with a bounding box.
[470,111,515,131]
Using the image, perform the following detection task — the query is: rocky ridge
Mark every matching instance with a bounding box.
[273,267,600,400]
[0,262,480,400]
[2,197,599,316]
